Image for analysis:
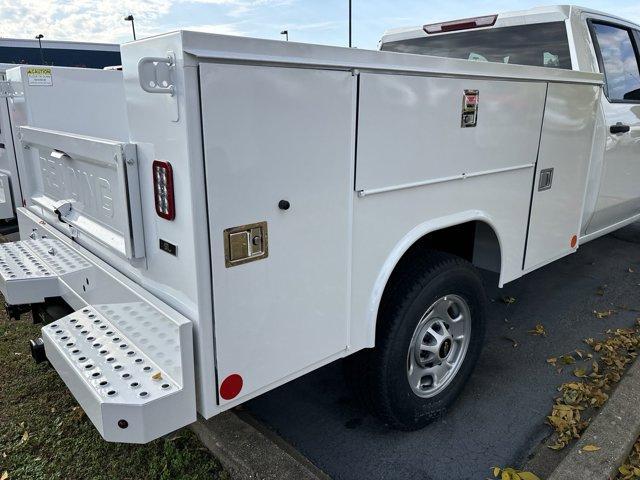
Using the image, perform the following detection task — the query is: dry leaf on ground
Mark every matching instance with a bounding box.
[528,324,547,336]
[582,444,601,452]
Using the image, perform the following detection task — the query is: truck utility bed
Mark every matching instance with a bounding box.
[5,29,604,442]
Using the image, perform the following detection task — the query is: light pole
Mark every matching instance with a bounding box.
[124,14,136,40]
[35,34,44,64]
[280,30,288,41]
[348,0,352,47]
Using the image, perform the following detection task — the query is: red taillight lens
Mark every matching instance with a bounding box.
[423,14,497,34]
[153,160,175,220]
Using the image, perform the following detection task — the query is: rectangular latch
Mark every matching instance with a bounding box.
[224,221,268,267]
[538,168,554,191]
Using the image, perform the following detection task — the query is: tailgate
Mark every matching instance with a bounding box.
[19,126,144,259]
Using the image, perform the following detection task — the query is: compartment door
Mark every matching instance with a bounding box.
[200,63,355,403]
[524,83,600,270]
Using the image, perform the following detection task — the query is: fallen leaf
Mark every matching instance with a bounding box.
[152,372,163,381]
[502,296,516,305]
[528,324,547,337]
[493,466,501,477]
[582,444,601,452]
[547,357,558,367]
[20,431,28,444]
[594,309,615,319]
[561,354,576,365]
[574,368,586,378]
[1,471,8,480]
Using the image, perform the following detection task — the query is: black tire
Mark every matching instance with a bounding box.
[345,251,487,430]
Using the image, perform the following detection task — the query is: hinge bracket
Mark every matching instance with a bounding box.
[137,51,179,122]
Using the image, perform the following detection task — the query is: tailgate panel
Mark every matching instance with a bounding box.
[20,126,144,259]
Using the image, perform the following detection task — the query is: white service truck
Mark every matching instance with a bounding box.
[0,65,128,233]
[2,5,639,442]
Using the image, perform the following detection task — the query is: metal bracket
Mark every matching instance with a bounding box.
[137,52,179,122]
[138,52,176,96]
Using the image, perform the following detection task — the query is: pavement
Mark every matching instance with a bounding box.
[246,222,640,480]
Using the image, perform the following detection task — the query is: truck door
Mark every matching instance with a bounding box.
[585,20,640,234]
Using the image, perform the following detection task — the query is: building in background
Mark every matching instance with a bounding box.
[0,38,120,68]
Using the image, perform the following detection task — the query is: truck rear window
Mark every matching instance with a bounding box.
[381,21,572,69]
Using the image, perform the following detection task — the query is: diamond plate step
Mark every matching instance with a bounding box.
[42,304,195,443]
[0,238,91,304]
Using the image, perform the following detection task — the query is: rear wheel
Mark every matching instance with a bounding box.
[347,251,487,430]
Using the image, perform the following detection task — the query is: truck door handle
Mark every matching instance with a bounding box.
[610,123,630,134]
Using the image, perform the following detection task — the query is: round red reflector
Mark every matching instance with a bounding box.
[220,374,243,400]
[570,235,578,248]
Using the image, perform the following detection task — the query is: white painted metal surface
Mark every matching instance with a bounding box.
[524,83,601,270]
[14,211,196,443]
[18,127,144,259]
[0,65,128,224]
[0,65,21,220]
[13,4,640,444]
[200,62,355,402]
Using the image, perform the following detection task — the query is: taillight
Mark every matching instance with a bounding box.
[423,14,497,34]
[153,160,175,220]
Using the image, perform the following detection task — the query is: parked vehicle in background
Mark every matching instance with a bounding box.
[0,38,121,69]
[0,5,637,444]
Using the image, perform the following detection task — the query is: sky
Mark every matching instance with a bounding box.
[0,0,639,49]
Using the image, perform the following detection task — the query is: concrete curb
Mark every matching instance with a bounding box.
[548,357,640,480]
[191,410,331,480]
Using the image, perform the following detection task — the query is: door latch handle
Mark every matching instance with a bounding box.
[610,122,630,134]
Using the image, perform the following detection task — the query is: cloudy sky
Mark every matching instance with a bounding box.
[1,0,639,49]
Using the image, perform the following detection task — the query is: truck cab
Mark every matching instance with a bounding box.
[380,5,640,243]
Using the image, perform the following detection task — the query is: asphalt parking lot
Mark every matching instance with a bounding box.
[247,223,640,480]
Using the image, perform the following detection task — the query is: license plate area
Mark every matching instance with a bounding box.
[19,127,144,260]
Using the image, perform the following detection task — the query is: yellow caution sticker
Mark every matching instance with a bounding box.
[26,67,52,86]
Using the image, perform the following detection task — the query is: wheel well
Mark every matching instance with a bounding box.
[385,221,501,298]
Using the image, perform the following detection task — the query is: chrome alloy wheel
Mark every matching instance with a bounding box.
[406,294,472,398]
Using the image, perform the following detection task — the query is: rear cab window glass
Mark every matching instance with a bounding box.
[590,22,640,102]
[381,22,572,69]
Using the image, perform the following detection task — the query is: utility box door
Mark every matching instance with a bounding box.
[524,83,600,270]
[200,63,355,403]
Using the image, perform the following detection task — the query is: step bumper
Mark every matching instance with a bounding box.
[0,237,196,443]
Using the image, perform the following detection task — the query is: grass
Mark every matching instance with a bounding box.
[0,311,228,480]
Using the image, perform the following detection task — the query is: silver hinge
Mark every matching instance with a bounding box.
[137,51,179,122]
[138,52,176,96]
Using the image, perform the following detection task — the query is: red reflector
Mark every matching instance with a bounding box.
[570,235,578,248]
[424,14,497,34]
[153,160,175,221]
[220,374,243,400]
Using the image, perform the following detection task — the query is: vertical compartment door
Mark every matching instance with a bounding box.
[524,83,600,270]
[199,63,356,403]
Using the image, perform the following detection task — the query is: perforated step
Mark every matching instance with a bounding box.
[42,303,195,443]
[0,238,91,304]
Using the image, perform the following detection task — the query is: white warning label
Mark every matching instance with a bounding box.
[27,67,52,86]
